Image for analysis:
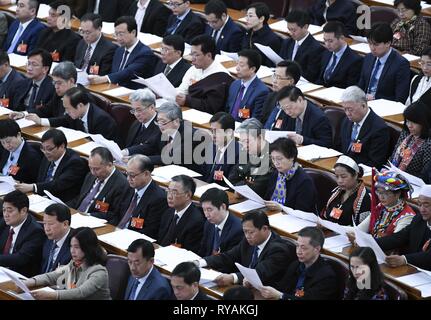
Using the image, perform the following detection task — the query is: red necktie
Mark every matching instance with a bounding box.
[3,228,14,255]
[422,239,430,252]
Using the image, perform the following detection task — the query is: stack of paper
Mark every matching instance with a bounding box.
[235,263,263,289]
[76,69,90,86]
[255,43,283,65]
[264,131,295,143]
[182,109,213,125]
[8,53,27,67]
[154,245,201,271]
[103,87,134,98]
[269,212,317,233]
[269,20,323,35]
[297,144,342,161]
[151,165,202,183]
[44,190,66,205]
[36,3,51,18]
[0,176,16,196]
[354,227,387,264]
[396,271,431,298]
[101,22,115,34]
[194,183,228,198]
[35,127,90,143]
[98,229,156,250]
[138,33,162,46]
[0,267,33,300]
[323,234,351,253]
[350,35,368,43]
[223,176,265,205]
[200,268,223,286]
[0,106,12,116]
[90,134,125,166]
[72,141,103,156]
[28,194,56,213]
[368,99,406,117]
[70,213,107,229]
[307,86,345,104]
[313,33,324,43]
[16,118,36,128]
[350,43,371,54]
[220,51,239,61]
[402,54,420,62]
[229,200,265,213]
[215,54,235,63]
[296,78,323,93]
[133,74,177,101]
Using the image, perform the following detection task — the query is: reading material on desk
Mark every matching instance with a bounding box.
[138,32,162,46]
[359,164,372,177]
[264,130,295,143]
[229,199,265,213]
[220,51,239,61]
[44,190,66,206]
[101,22,115,34]
[199,268,223,286]
[0,176,16,196]
[402,54,420,62]
[235,263,263,289]
[89,134,125,166]
[268,212,316,233]
[268,20,323,35]
[296,78,323,93]
[223,176,265,204]
[36,3,50,18]
[102,87,134,98]
[16,118,36,128]
[368,99,406,117]
[323,234,351,253]
[194,183,228,198]
[76,69,90,86]
[254,43,283,65]
[72,141,103,156]
[297,144,342,161]
[70,213,107,229]
[0,267,33,300]
[307,86,345,104]
[0,106,12,116]
[354,227,387,264]
[8,53,27,67]
[151,165,202,183]
[98,229,156,250]
[350,42,371,54]
[396,271,431,297]
[28,194,56,213]
[215,54,235,63]
[349,35,367,43]
[133,74,177,101]
[154,245,201,271]
[182,109,213,125]
[35,126,90,143]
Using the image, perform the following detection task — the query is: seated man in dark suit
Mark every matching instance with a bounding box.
[117,155,168,237]
[86,0,134,22]
[70,147,129,225]
[198,210,293,290]
[36,1,82,62]
[226,49,269,122]
[125,239,173,300]
[204,0,244,54]
[171,262,210,300]
[127,0,172,36]
[241,2,281,67]
[0,50,26,109]
[257,227,338,300]
[3,0,46,55]
[280,10,326,83]
[0,190,45,277]
[376,185,431,271]
[121,88,161,158]
[176,35,233,114]
[357,23,410,103]
[198,188,243,257]
[14,129,89,203]
[164,0,205,44]
[74,13,117,76]
[0,119,41,183]
[338,86,390,169]
[158,175,205,254]
[318,21,363,89]
[154,35,191,88]
[308,0,358,35]
[274,85,333,148]
[40,203,72,273]
[89,16,156,89]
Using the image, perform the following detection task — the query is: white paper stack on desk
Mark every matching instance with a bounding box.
[0,176,16,196]
[396,270,431,298]
[28,194,56,213]
[35,126,89,143]
[306,86,345,104]
[297,144,342,161]
[151,165,202,183]
[367,99,406,117]
[70,213,107,229]
[98,229,156,250]
[154,245,201,271]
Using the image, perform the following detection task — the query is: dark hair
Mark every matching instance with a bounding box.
[200,188,229,210]
[210,112,235,130]
[242,209,269,229]
[48,0,68,10]
[345,246,385,300]
[0,119,21,139]
[246,2,270,24]
[90,146,114,164]
[297,226,324,248]
[41,128,67,148]
[223,285,254,300]
[238,49,262,73]
[367,23,393,44]
[286,10,311,27]
[71,227,107,266]
[115,16,137,34]
[129,154,154,173]
[334,163,364,179]
[28,48,53,69]
[64,86,91,108]
[402,100,431,139]
[80,13,103,29]
[0,50,9,65]
[323,20,346,38]
[163,34,185,55]
[277,85,304,102]
[422,46,431,57]
[172,174,196,196]
[3,190,29,211]
[190,34,216,60]
[276,60,302,84]
[52,61,77,82]
[127,239,155,260]
[171,261,200,285]
[394,0,421,15]
[269,137,298,162]
[44,203,71,224]
[204,0,227,18]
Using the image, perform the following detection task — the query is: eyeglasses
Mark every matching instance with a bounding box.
[114,31,129,38]
[375,189,393,197]
[126,171,145,179]
[154,119,175,127]
[160,47,175,54]
[272,73,293,81]
[26,62,42,68]
[40,145,57,153]
[167,189,186,197]
[52,80,67,86]
[129,104,153,114]
[167,1,185,8]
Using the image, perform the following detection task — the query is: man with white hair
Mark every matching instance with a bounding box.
[376,185,431,270]
[338,85,390,169]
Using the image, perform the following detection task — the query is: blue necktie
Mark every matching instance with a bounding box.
[324,53,337,82]
[77,179,103,212]
[118,50,130,71]
[367,58,381,95]
[45,161,55,182]
[212,226,221,252]
[230,84,245,120]
[128,279,140,300]
[249,246,259,268]
[45,241,57,273]
[167,18,181,34]
[7,24,24,54]
[349,123,359,151]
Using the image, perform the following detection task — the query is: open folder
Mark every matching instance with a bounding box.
[133,74,177,101]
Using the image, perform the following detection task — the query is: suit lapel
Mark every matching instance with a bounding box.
[377,50,394,92]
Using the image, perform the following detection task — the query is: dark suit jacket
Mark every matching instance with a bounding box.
[280,34,326,83]
[202,140,240,184]
[317,46,363,88]
[357,49,410,103]
[109,41,156,89]
[0,141,41,183]
[119,181,168,237]
[198,213,243,257]
[0,68,26,109]
[3,19,46,55]
[280,256,338,300]
[275,100,333,148]
[204,17,244,54]
[36,149,89,203]
[36,28,81,62]
[377,215,431,270]
[70,169,129,225]
[0,215,45,277]
[185,71,234,114]
[261,91,278,127]
[154,58,191,88]
[338,108,390,169]
[264,167,318,213]
[124,268,173,300]
[192,290,211,300]
[126,0,172,36]
[164,10,205,44]
[40,233,72,274]
[86,0,134,22]
[158,203,205,254]
[226,77,270,121]
[12,76,55,112]
[74,36,118,76]
[204,232,294,290]
[125,118,162,156]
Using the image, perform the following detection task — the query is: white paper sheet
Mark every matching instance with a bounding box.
[102,87,134,98]
[323,234,351,250]
[72,141,103,156]
[354,227,387,264]
[8,53,27,67]
[318,217,353,236]
[0,267,33,300]
[44,190,66,206]
[49,62,59,75]
[16,118,36,128]
[133,74,177,101]
[368,99,406,117]
[229,199,265,213]
[151,165,202,183]
[269,212,316,233]
[349,35,368,43]
[101,22,115,34]
[402,54,420,62]
[182,109,213,125]
[35,126,90,143]
[350,42,371,54]
[264,130,295,143]
[297,144,342,161]
[396,272,431,287]
[200,268,223,285]
[220,51,239,61]
[235,263,263,289]
[307,86,345,104]
[0,106,12,115]
[0,176,16,196]
[314,32,324,43]
[296,78,323,93]
[28,194,56,213]
[215,54,235,63]
[76,69,90,86]
[89,134,125,166]
[282,206,319,223]
[194,183,228,198]
[138,32,162,46]
[416,283,431,297]
[36,4,51,18]
[154,245,201,269]
[98,229,156,250]
[268,20,323,35]
[359,163,372,177]
[223,176,264,204]
[70,213,107,229]
[255,43,283,65]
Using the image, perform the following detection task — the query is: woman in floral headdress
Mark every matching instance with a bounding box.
[391,0,431,56]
